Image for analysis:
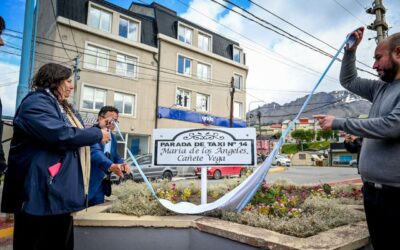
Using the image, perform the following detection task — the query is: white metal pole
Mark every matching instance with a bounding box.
[201,167,207,204]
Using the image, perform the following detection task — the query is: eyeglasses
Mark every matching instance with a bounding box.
[100,116,119,124]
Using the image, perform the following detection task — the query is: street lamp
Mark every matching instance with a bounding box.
[247,100,266,127]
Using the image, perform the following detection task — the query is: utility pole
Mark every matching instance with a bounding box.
[366,0,388,43]
[16,0,36,108]
[229,77,235,128]
[154,39,161,129]
[257,110,261,138]
[72,55,80,106]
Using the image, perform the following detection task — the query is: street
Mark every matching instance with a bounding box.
[264,166,360,185]
[173,165,361,186]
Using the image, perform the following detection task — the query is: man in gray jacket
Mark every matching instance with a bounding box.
[315,27,400,249]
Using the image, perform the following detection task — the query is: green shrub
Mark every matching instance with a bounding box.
[222,196,365,237]
[307,141,330,150]
[110,180,364,237]
[281,144,299,154]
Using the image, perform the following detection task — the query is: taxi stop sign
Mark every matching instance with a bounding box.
[152,128,257,166]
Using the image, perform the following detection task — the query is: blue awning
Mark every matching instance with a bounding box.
[158,106,246,128]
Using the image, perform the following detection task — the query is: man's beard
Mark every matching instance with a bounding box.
[380,58,399,83]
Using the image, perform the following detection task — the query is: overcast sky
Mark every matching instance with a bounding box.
[1,0,399,116]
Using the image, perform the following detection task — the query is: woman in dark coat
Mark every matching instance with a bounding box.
[1,63,110,250]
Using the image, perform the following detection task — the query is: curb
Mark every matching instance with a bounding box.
[269,166,286,173]
[328,177,362,186]
[0,217,13,239]
[306,177,362,187]
[0,227,13,239]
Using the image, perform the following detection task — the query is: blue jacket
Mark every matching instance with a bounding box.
[1,90,102,215]
[89,130,123,201]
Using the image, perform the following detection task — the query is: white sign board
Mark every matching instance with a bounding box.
[153,128,256,166]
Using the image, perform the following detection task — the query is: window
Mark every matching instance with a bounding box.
[178,24,192,45]
[198,33,211,51]
[82,86,106,110]
[88,6,112,33]
[116,54,138,78]
[233,101,242,118]
[119,17,139,42]
[114,92,135,115]
[299,154,306,160]
[177,55,192,76]
[197,63,210,81]
[196,93,210,112]
[176,88,191,108]
[233,73,243,90]
[84,44,109,71]
[233,46,242,63]
[137,155,151,165]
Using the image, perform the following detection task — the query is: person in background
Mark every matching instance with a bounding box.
[343,133,362,173]
[314,27,400,249]
[89,106,130,206]
[0,16,7,182]
[1,63,110,250]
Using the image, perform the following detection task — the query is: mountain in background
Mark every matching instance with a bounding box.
[247,90,371,125]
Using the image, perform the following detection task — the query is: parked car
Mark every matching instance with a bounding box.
[257,155,266,164]
[349,159,358,168]
[194,166,246,180]
[272,155,291,166]
[111,154,177,183]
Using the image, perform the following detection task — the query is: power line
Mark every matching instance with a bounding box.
[4,41,240,93]
[2,31,234,87]
[0,34,351,101]
[6,42,332,101]
[4,41,235,91]
[248,0,372,70]
[0,18,371,104]
[174,0,343,82]
[0,24,357,86]
[0,70,20,76]
[50,0,73,60]
[217,0,332,58]
[331,0,368,25]
[254,101,340,118]
[355,0,367,9]
[1,43,352,112]
[0,81,19,88]
[0,49,21,57]
[215,0,376,76]
[64,0,80,54]
[4,29,340,86]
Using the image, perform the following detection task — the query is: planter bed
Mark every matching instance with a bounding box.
[72,179,370,249]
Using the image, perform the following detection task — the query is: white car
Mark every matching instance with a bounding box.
[272,155,291,167]
[349,159,358,168]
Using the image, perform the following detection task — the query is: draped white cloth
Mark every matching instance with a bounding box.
[115,31,352,214]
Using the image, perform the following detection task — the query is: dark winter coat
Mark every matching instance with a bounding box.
[1,90,102,215]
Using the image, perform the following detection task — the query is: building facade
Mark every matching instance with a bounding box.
[35,0,248,157]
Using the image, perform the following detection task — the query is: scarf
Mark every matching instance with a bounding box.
[45,88,91,196]
[65,109,91,196]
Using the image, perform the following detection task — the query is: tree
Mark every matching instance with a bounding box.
[291,129,315,150]
[317,130,338,141]
[291,129,315,142]
[274,132,282,139]
[304,130,315,142]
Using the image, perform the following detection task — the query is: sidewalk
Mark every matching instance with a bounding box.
[0,184,13,250]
